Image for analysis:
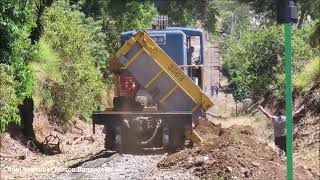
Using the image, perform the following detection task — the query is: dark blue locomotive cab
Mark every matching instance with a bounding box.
[121,30,187,66]
[121,28,205,89]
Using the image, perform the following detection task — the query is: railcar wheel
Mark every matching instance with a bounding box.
[117,122,139,154]
[105,133,116,150]
[171,129,185,151]
[104,125,116,151]
[163,127,185,152]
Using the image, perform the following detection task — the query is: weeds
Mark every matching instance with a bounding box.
[294,57,320,93]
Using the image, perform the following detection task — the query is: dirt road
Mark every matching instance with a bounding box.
[202,36,236,118]
[190,34,220,89]
[204,37,221,88]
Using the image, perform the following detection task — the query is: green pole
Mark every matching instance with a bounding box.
[284,23,293,180]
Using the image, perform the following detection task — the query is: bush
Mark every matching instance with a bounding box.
[0,0,36,99]
[222,26,284,101]
[222,25,317,102]
[0,0,37,132]
[42,1,104,121]
[0,64,21,132]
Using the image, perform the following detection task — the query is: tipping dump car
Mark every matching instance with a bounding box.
[92,21,214,152]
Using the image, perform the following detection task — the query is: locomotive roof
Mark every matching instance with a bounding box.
[121,27,203,37]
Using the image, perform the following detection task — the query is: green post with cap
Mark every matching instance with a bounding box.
[284,22,293,180]
[276,0,297,179]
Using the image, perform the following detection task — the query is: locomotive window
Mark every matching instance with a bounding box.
[150,34,166,45]
[190,36,201,64]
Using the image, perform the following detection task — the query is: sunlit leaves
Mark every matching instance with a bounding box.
[42,1,104,121]
[0,65,21,132]
[0,0,36,131]
[222,26,316,102]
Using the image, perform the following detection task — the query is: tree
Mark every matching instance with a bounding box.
[42,1,105,121]
[30,0,54,43]
[236,0,320,26]
[0,0,37,131]
[108,1,158,33]
[215,0,251,35]
[0,65,20,132]
[71,0,110,18]
[158,0,218,31]
[222,25,317,102]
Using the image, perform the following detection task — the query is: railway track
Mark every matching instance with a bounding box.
[55,151,167,180]
[54,151,119,179]
[142,153,167,179]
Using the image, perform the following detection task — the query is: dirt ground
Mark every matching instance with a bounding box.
[158,79,319,180]
[159,118,318,180]
[294,115,320,179]
[0,110,105,179]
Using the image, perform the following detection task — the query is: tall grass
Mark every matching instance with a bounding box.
[31,38,62,83]
[30,38,62,109]
[294,57,320,92]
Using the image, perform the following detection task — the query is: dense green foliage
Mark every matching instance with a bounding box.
[310,20,320,47]
[222,27,284,101]
[158,0,218,31]
[0,0,36,132]
[0,0,36,98]
[39,1,105,121]
[0,65,21,132]
[237,0,320,25]
[221,0,320,105]
[223,26,318,102]
[75,0,158,54]
[108,1,158,33]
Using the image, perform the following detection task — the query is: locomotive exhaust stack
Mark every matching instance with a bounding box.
[92,28,213,153]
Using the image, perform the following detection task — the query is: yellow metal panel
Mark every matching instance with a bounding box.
[159,84,178,103]
[144,70,163,88]
[136,31,213,110]
[115,38,136,57]
[124,48,144,69]
[192,104,201,112]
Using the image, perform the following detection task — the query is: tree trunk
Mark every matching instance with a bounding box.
[19,97,35,139]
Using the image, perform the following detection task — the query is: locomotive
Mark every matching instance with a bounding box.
[92,17,213,153]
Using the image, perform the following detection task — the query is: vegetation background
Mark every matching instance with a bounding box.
[1,0,319,132]
[220,0,320,112]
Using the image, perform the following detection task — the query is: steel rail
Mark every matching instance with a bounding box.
[56,152,120,180]
[74,152,120,179]
[142,153,168,179]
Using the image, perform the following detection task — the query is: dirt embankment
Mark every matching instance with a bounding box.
[294,114,320,179]
[0,110,105,179]
[292,84,320,178]
[159,119,314,180]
